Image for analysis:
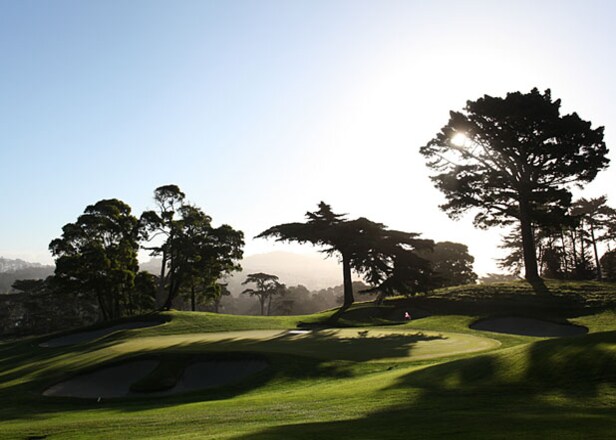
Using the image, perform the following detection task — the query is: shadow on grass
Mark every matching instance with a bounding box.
[231,331,616,439]
[0,328,443,422]
[230,401,616,440]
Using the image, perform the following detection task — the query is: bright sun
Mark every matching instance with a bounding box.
[451,132,470,147]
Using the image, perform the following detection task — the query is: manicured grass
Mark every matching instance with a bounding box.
[2,280,616,439]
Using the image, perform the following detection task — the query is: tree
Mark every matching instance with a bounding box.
[49,199,139,321]
[600,250,616,282]
[211,283,231,313]
[257,202,433,307]
[140,185,186,307]
[163,205,243,310]
[599,208,616,250]
[140,186,244,310]
[571,196,614,280]
[422,241,478,288]
[242,273,285,315]
[421,88,609,287]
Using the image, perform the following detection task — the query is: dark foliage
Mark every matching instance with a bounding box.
[258,202,433,307]
[49,199,140,321]
[421,88,609,284]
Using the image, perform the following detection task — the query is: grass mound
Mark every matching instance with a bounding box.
[379,280,616,319]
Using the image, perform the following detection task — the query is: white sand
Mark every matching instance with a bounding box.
[40,321,162,348]
[43,360,159,398]
[470,316,587,337]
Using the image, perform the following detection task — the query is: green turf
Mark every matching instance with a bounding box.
[2,280,616,439]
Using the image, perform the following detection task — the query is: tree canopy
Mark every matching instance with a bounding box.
[421,88,609,285]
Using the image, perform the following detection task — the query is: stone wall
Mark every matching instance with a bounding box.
[0,291,98,336]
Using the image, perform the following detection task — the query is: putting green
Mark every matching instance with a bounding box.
[113,328,500,362]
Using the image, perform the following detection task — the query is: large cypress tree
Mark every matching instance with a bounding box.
[257,202,433,307]
[421,88,609,287]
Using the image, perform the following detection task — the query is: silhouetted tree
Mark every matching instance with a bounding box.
[141,187,244,310]
[571,196,614,279]
[163,205,243,310]
[242,273,285,315]
[211,283,231,313]
[258,202,433,307]
[600,250,616,282]
[140,185,186,307]
[421,88,609,287]
[599,208,616,250]
[422,241,478,288]
[49,199,139,321]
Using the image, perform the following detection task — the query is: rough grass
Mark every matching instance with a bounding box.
[2,280,616,439]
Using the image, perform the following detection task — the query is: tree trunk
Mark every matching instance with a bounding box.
[163,267,180,310]
[560,230,569,277]
[114,292,121,320]
[259,296,265,315]
[97,290,109,321]
[590,224,602,280]
[570,229,579,270]
[342,253,354,308]
[518,198,540,283]
[191,283,196,312]
[157,251,167,308]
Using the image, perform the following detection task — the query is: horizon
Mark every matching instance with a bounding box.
[1,1,615,276]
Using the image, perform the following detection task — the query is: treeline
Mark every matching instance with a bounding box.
[199,281,372,316]
[500,195,616,281]
[13,192,479,323]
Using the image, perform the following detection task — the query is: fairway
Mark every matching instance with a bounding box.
[112,327,500,363]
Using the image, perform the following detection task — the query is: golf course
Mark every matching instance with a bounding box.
[2,280,616,439]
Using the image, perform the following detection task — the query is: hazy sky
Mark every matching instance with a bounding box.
[1,0,615,275]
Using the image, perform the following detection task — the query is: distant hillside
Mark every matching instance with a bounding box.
[0,257,45,273]
[140,251,347,294]
[0,258,54,293]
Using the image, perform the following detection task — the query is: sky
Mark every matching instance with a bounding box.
[1,0,615,275]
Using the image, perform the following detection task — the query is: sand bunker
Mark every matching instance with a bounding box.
[40,321,163,348]
[470,317,588,337]
[154,360,268,395]
[43,360,159,398]
[43,358,268,399]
